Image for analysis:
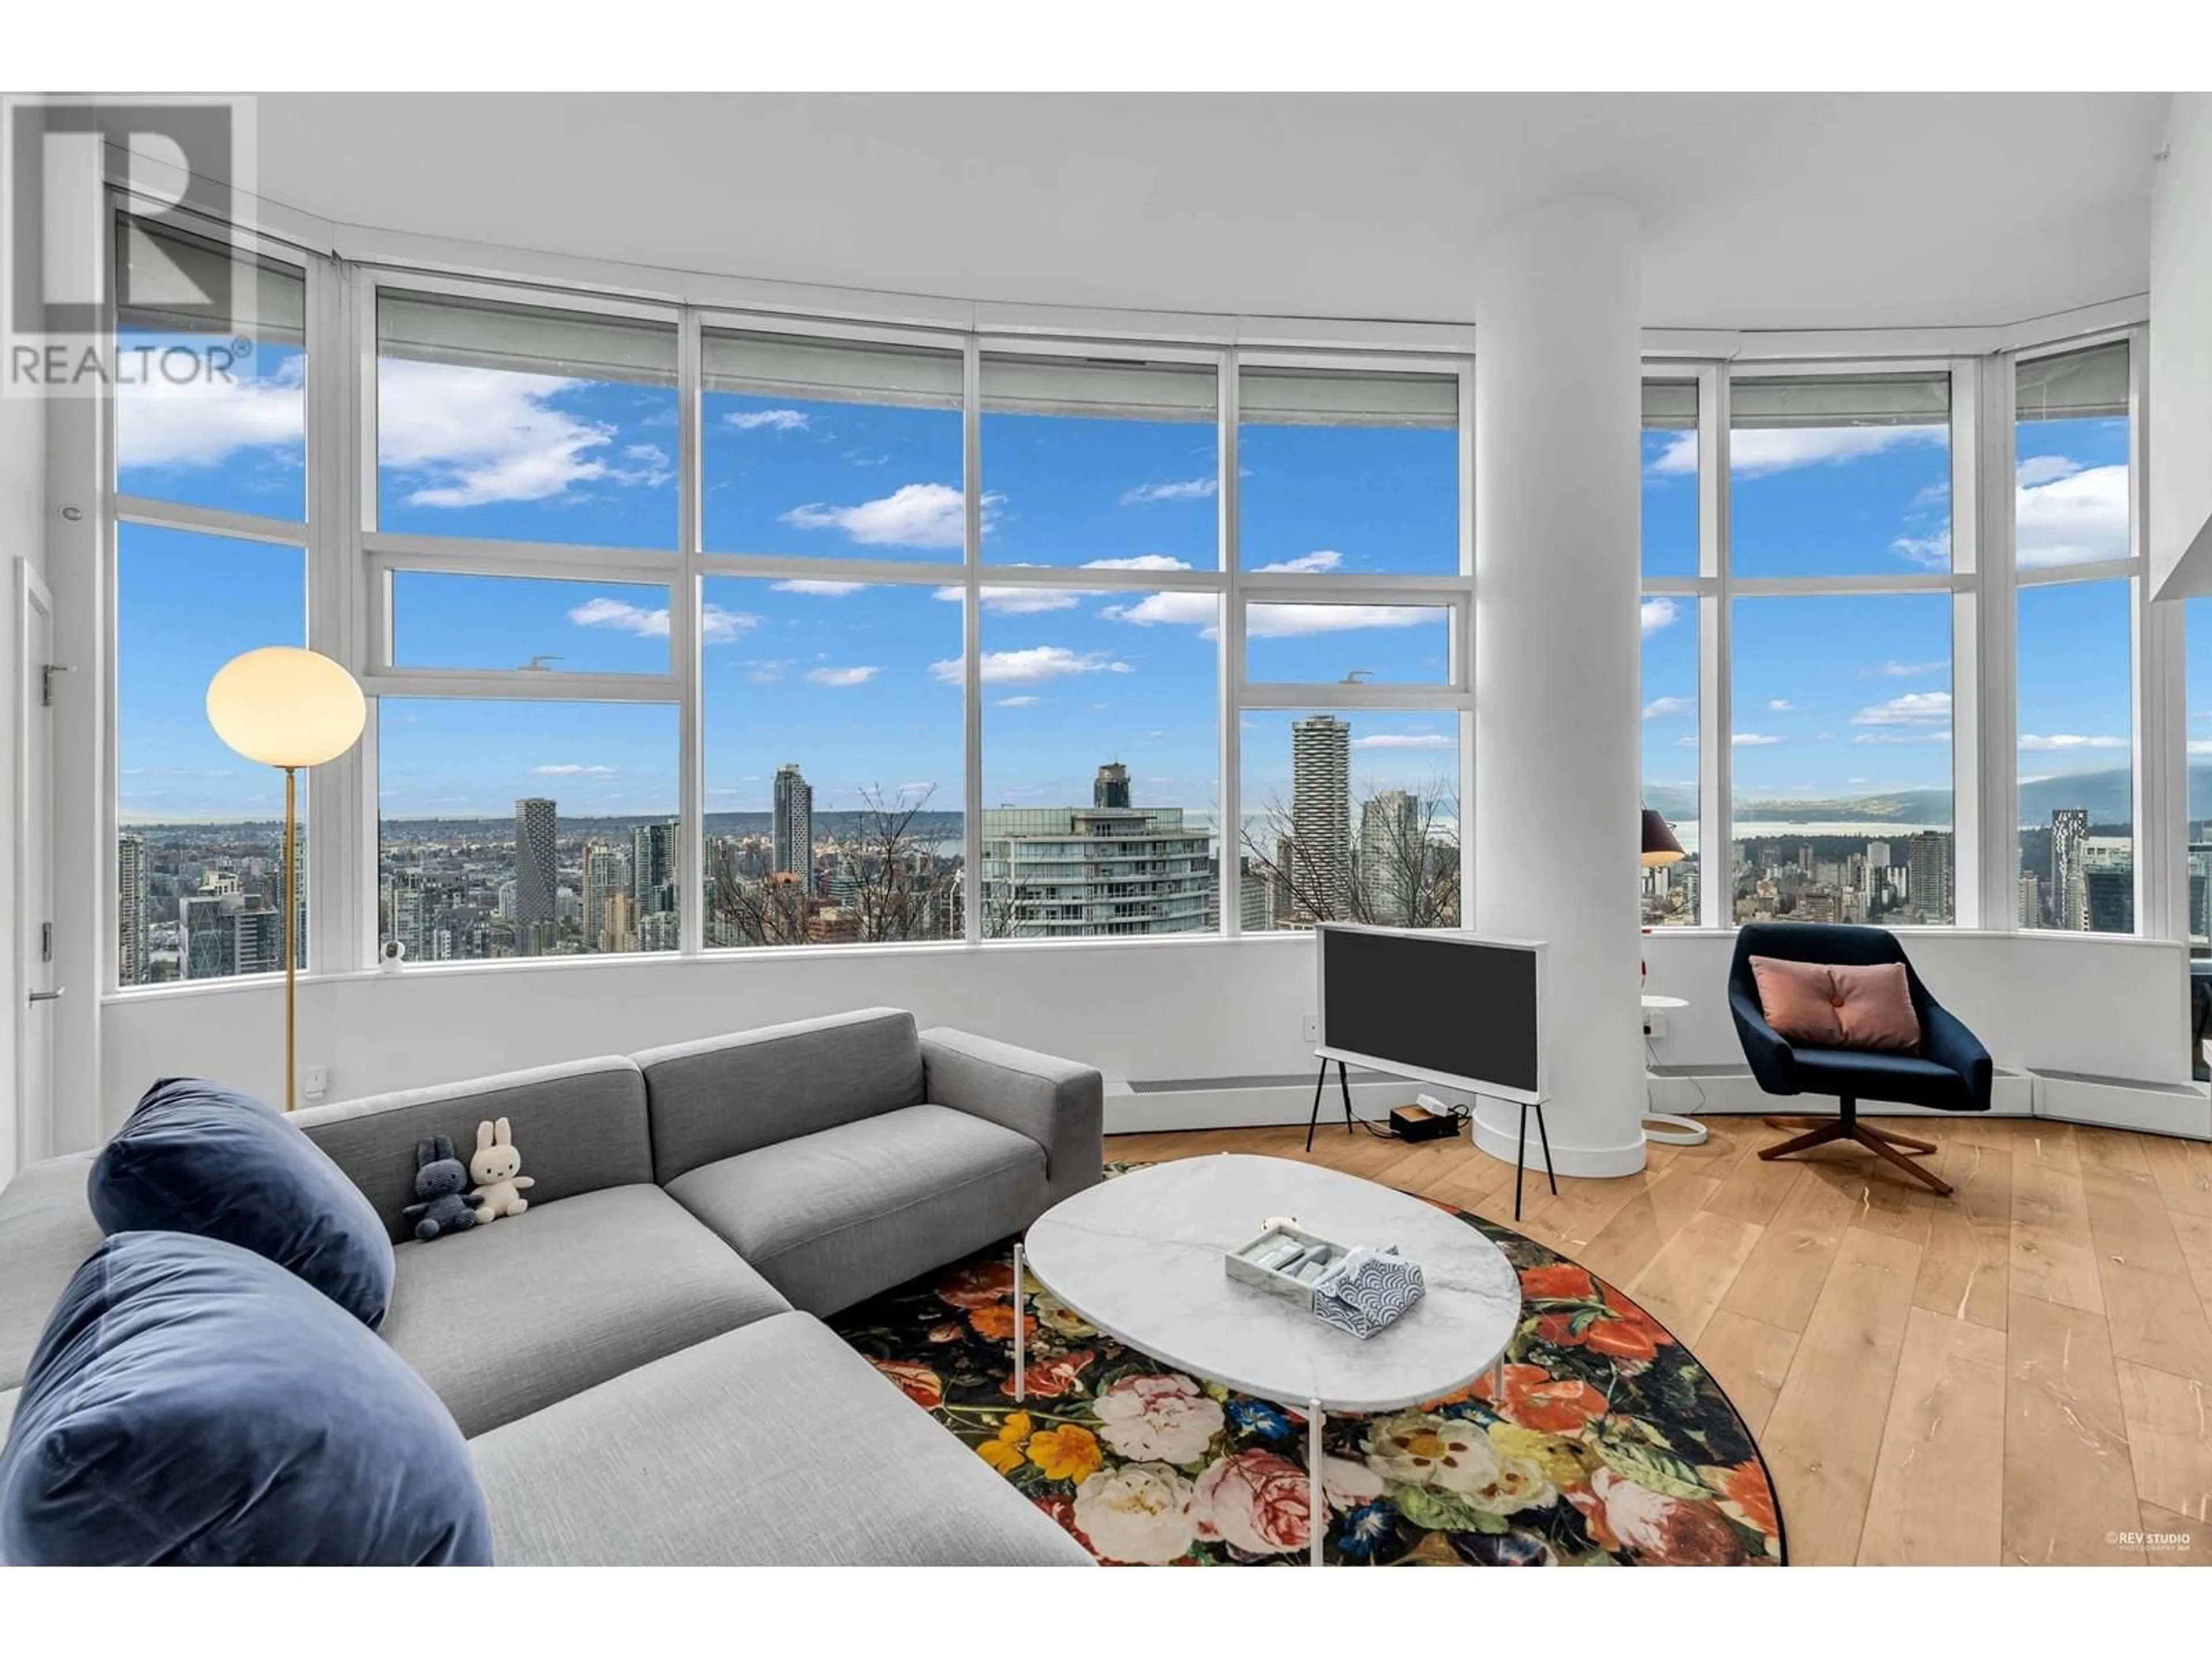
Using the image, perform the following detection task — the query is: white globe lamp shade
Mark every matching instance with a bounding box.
[206,647,366,768]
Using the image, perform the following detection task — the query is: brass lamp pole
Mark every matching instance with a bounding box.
[207,648,366,1111]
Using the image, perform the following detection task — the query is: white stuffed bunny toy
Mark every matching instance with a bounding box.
[468,1116,534,1220]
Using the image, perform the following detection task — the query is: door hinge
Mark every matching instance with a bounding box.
[41,663,74,706]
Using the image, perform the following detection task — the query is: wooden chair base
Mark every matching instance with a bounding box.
[1758,1104,1952,1196]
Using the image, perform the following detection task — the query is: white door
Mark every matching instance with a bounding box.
[13,562,56,1181]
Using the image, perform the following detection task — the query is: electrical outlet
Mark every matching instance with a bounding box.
[1301,1014,1319,1044]
[1643,1013,1668,1040]
[302,1066,331,1100]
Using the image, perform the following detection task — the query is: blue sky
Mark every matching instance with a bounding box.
[112,340,2138,828]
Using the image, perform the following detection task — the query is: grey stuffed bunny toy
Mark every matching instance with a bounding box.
[403,1136,486,1241]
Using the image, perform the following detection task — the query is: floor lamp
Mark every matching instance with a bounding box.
[207,647,366,1112]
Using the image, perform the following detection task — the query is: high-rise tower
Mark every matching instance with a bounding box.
[514,798,558,942]
[1093,762,1131,810]
[630,821,676,916]
[1906,831,1953,924]
[774,763,814,882]
[2050,808,2089,931]
[1358,789,1420,924]
[1290,714,1352,921]
[118,832,149,986]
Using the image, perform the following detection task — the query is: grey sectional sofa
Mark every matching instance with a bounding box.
[0,1007,1103,1567]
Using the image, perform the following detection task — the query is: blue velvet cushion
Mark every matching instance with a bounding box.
[90,1078,393,1328]
[0,1231,490,1566]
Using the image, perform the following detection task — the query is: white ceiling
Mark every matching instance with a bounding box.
[253,92,2171,331]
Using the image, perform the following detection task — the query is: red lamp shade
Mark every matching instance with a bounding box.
[1641,808,1685,868]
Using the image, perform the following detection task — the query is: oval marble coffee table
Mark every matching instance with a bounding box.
[1021,1154,1522,1565]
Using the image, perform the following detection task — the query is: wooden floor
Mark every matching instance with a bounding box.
[1105,1114,2212,1566]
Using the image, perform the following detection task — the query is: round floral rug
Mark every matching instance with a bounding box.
[829,1182,1786,1566]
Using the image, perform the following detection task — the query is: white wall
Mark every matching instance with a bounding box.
[97,937,1325,1137]
[92,926,2192,1146]
[1641,929,2191,1086]
[2152,92,2212,598]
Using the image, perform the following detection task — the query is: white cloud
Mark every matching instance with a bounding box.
[804,665,878,687]
[2016,462,2128,567]
[2190,739,2212,756]
[1097,554,1349,637]
[1891,529,1950,569]
[1642,695,1694,720]
[532,763,615,776]
[1876,658,1946,678]
[1101,591,1221,631]
[724,408,809,432]
[935,584,1082,615]
[376,359,669,509]
[1661,423,1948,479]
[1246,603,1436,638]
[1120,478,1218,506]
[2018,733,2128,751]
[938,558,1195,616]
[771,579,865,597]
[1732,733,1785,747]
[934,646,1132,685]
[117,354,305,470]
[994,695,1042,708]
[568,596,755,643]
[1852,731,1952,746]
[1351,733,1454,751]
[782,482,995,551]
[1767,698,1794,712]
[1641,597,1681,637]
[1851,691,1951,728]
[2016,453,2080,487]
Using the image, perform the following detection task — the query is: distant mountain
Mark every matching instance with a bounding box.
[1648,763,2212,832]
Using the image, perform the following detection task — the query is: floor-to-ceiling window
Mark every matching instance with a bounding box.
[370,287,684,961]
[100,206,2175,990]
[2012,339,2137,934]
[112,215,309,986]
[1234,364,1467,932]
[1728,370,1959,926]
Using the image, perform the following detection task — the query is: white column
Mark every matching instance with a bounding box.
[1473,196,1646,1179]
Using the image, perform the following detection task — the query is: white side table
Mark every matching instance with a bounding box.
[1641,993,1710,1146]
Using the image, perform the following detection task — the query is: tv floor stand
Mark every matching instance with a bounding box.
[1304,1057,1356,1153]
[1303,1054,1557,1221]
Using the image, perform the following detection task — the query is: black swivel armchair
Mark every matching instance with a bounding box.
[1728,923,1993,1196]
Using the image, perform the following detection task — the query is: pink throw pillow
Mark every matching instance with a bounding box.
[1828,962,1922,1052]
[1749,957,1844,1047]
[1749,957,1922,1054]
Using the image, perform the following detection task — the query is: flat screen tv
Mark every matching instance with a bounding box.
[1315,924,1546,1103]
